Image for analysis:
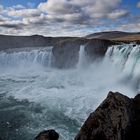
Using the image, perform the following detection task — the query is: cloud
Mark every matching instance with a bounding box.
[38,0,123,21]
[137,2,140,8]
[107,9,129,19]
[0,1,139,36]
[12,5,25,10]
[116,23,140,32]
[7,8,41,18]
[0,15,8,22]
[38,0,81,14]
[0,23,24,29]
[0,16,26,29]
[37,0,126,27]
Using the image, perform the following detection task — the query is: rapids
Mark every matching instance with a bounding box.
[0,43,139,140]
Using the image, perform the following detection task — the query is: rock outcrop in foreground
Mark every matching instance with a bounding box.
[35,92,140,140]
[35,129,59,140]
[75,92,140,140]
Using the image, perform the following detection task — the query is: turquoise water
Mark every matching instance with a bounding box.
[0,44,139,140]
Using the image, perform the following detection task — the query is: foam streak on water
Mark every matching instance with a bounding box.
[0,44,139,140]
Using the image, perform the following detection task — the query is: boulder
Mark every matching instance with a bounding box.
[75,92,140,140]
[35,129,59,140]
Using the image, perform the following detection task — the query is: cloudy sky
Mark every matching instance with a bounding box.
[0,0,140,36]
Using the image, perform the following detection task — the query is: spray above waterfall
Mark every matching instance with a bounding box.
[77,45,87,68]
[0,44,140,85]
[0,47,53,70]
[0,43,140,140]
[105,44,140,91]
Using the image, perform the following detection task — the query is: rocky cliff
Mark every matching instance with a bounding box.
[84,39,115,61]
[52,38,114,68]
[75,92,140,140]
[0,35,115,68]
[52,38,85,68]
[0,34,75,50]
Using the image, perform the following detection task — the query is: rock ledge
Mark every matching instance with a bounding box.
[75,91,140,140]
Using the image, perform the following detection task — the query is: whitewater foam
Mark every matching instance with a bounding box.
[0,44,140,140]
[0,47,53,70]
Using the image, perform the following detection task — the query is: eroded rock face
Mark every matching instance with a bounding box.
[35,129,59,140]
[0,35,75,51]
[52,38,86,68]
[0,35,116,68]
[52,38,114,68]
[75,92,140,140]
[85,39,115,61]
[125,94,140,140]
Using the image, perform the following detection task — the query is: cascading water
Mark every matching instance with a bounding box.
[0,44,139,140]
[77,45,87,68]
[105,43,140,90]
[0,47,53,70]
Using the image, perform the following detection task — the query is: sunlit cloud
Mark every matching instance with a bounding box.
[0,0,139,36]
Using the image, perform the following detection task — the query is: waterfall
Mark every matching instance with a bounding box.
[1,43,140,140]
[0,47,53,69]
[105,43,140,90]
[77,45,87,68]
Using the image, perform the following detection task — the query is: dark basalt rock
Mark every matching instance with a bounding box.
[34,93,140,140]
[0,34,75,51]
[35,129,59,140]
[52,38,114,68]
[136,40,140,44]
[0,34,115,68]
[85,39,115,61]
[52,38,85,68]
[125,94,140,140]
[75,92,140,140]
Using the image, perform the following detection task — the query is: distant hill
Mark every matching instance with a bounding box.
[0,34,77,50]
[86,31,140,41]
[0,31,140,51]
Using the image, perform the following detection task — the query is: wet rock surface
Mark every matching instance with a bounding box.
[35,92,140,140]
[52,38,85,68]
[35,129,59,140]
[0,34,115,68]
[75,92,140,140]
[52,38,114,68]
[85,39,114,61]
